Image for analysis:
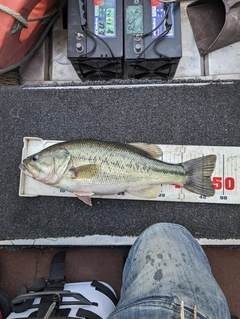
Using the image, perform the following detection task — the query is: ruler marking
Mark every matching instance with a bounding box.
[237,155,239,196]
[202,154,204,198]
[222,154,225,196]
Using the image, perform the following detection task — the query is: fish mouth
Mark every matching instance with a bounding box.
[19,163,27,172]
[19,163,33,178]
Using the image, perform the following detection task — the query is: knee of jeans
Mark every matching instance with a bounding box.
[144,223,189,237]
[140,223,194,246]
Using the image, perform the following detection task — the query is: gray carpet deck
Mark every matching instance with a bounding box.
[0,82,240,240]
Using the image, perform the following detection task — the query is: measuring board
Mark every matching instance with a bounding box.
[19,137,240,204]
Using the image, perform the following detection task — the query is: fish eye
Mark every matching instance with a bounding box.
[32,154,39,161]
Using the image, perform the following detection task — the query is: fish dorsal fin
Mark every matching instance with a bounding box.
[71,164,100,179]
[128,185,161,199]
[128,143,163,159]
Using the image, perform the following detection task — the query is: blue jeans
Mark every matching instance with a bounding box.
[108,223,231,319]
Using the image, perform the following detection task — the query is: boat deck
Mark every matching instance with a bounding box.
[0,1,240,318]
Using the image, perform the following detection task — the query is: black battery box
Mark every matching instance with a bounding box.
[124,0,182,80]
[68,0,123,81]
[67,0,182,81]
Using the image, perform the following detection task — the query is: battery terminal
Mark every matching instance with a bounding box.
[134,43,142,53]
[76,42,84,53]
[134,34,142,41]
[133,34,143,54]
[75,32,84,40]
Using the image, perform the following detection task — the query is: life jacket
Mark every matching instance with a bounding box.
[0,0,59,69]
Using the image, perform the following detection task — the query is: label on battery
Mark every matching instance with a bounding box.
[126,5,143,34]
[94,0,116,38]
[151,1,174,38]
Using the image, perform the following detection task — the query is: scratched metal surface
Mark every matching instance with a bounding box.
[0,82,240,241]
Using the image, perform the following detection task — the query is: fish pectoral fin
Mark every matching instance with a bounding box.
[128,143,163,159]
[128,185,161,199]
[71,164,100,179]
[74,191,94,206]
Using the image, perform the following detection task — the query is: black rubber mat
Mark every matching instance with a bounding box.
[0,81,240,240]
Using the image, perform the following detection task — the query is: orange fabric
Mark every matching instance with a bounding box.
[0,0,39,49]
[20,0,48,42]
[0,0,57,68]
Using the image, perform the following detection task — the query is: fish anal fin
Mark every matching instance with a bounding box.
[74,191,94,206]
[128,185,161,199]
[129,143,163,159]
[71,164,100,179]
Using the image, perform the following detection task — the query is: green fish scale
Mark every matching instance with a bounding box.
[65,141,186,188]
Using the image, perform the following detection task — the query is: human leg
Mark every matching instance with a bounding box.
[108,223,231,319]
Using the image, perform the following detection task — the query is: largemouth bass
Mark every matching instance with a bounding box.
[19,139,217,206]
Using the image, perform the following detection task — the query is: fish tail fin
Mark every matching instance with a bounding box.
[182,155,216,197]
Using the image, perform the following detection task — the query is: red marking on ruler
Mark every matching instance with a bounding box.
[172,184,181,188]
[212,177,235,191]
